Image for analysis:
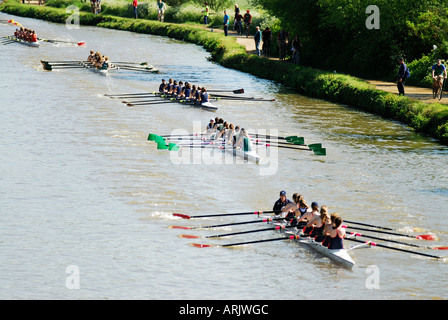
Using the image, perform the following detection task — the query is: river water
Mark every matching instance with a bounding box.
[1,13,447,300]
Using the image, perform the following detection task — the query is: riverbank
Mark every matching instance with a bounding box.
[1,0,447,144]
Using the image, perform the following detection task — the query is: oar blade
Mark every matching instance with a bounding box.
[416,234,436,241]
[179,234,200,239]
[168,225,191,229]
[313,147,326,156]
[191,243,213,248]
[173,213,191,219]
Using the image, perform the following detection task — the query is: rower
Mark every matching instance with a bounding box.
[326,215,346,249]
[30,30,37,42]
[159,79,167,93]
[304,205,331,241]
[205,119,215,134]
[272,191,293,218]
[199,87,209,104]
[183,82,192,100]
[235,128,254,152]
[166,79,174,93]
[171,81,179,97]
[281,193,309,226]
[297,201,320,235]
[224,123,235,144]
[100,56,110,70]
[87,50,95,62]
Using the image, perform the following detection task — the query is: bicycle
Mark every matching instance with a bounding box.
[433,76,445,100]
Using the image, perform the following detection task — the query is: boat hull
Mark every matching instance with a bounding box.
[81,61,108,75]
[7,36,39,47]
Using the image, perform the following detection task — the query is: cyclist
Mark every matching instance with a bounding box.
[157,0,166,22]
[243,10,252,37]
[432,59,447,94]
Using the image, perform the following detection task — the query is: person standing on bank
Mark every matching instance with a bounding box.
[396,57,407,96]
[132,0,138,19]
[223,10,230,36]
[203,2,209,25]
[254,26,261,57]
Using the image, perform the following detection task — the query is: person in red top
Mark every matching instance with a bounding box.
[132,0,138,19]
[31,30,37,42]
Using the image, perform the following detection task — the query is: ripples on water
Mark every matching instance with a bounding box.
[1,13,447,300]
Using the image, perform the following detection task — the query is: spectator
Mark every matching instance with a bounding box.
[254,26,261,56]
[235,11,243,36]
[396,57,407,95]
[277,29,287,61]
[132,0,138,18]
[262,27,271,57]
[234,4,240,31]
[223,10,230,36]
[203,2,209,25]
[291,35,303,64]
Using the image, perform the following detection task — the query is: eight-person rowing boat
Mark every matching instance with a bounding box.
[155,78,218,111]
[268,191,355,269]
[85,50,111,74]
[8,27,39,47]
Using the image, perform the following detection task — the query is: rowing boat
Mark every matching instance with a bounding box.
[80,61,108,75]
[6,35,40,47]
[270,219,355,270]
[200,132,261,164]
[155,93,218,112]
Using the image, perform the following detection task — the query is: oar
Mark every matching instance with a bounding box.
[169,217,283,230]
[173,210,275,219]
[192,232,321,248]
[346,231,448,250]
[127,100,186,106]
[122,97,177,104]
[38,38,86,46]
[343,225,436,241]
[248,133,306,142]
[105,92,154,97]
[262,143,326,156]
[192,235,298,248]
[207,88,244,94]
[180,224,295,239]
[215,97,275,102]
[345,238,444,260]
[113,61,148,65]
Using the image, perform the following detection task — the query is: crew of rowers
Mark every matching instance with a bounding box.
[87,50,111,70]
[14,27,38,43]
[273,191,346,250]
[204,117,255,151]
[158,78,210,104]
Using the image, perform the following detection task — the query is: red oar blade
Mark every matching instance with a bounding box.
[179,234,199,239]
[432,247,448,250]
[173,213,191,219]
[169,225,191,229]
[191,243,213,248]
[77,42,86,46]
[416,234,437,241]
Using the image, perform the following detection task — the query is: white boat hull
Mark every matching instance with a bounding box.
[81,61,108,75]
[7,36,40,47]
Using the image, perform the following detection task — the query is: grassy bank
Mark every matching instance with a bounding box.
[1,0,447,144]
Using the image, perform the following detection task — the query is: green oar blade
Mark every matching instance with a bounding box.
[168,143,180,151]
[313,147,326,156]
[307,143,322,150]
[157,142,168,150]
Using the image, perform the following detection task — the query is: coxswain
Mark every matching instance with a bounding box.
[272,191,293,218]
[159,79,167,93]
[326,215,346,249]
